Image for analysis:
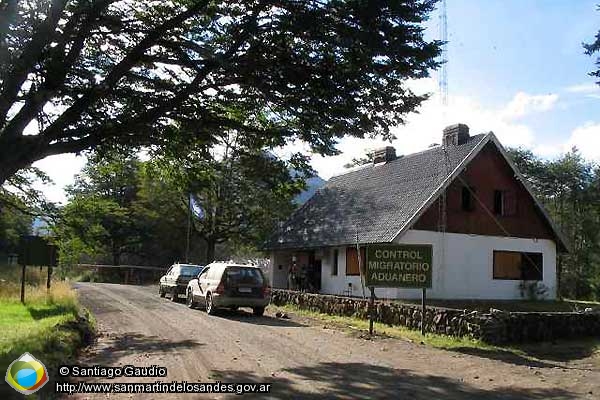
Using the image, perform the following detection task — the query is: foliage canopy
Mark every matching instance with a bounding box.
[0,0,441,184]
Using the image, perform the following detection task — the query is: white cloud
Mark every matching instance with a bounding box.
[500,92,559,119]
[565,83,600,94]
[531,143,563,159]
[563,122,600,160]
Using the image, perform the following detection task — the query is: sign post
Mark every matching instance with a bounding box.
[365,244,433,336]
[421,288,426,336]
[20,263,26,304]
[18,236,58,303]
[47,266,53,290]
[369,287,375,335]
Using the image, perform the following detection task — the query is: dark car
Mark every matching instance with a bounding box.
[158,263,204,301]
[185,262,271,316]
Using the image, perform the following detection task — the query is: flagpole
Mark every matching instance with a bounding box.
[186,193,192,263]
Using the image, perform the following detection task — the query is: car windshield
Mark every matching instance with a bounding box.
[180,266,202,276]
[225,267,264,285]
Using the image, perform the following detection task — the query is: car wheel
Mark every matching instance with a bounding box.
[158,284,165,298]
[253,306,265,317]
[206,293,216,315]
[186,290,196,309]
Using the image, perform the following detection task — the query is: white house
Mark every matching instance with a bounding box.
[265,124,568,300]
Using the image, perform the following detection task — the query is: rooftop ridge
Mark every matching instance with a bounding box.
[329,133,488,181]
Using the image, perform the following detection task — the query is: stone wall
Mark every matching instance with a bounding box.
[271,289,600,344]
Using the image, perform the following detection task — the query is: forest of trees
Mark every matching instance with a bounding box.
[52,134,308,267]
[507,148,600,300]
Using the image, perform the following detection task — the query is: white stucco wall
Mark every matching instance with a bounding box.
[269,251,292,289]
[270,229,557,300]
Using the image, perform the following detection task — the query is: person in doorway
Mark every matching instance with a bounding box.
[299,264,307,291]
[288,261,297,290]
[305,263,315,292]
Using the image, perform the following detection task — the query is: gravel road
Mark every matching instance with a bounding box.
[72,283,599,399]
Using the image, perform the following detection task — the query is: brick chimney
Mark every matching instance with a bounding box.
[372,146,397,164]
[443,123,470,146]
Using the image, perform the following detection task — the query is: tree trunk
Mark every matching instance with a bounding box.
[205,238,216,264]
[112,241,121,266]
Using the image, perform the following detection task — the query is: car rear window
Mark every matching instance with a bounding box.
[225,267,264,285]
[180,266,202,276]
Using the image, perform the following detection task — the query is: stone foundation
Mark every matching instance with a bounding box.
[271,289,600,344]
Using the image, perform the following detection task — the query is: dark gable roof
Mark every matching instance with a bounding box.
[265,134,488,250]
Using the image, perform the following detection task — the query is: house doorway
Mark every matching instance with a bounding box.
[307,252,322,292]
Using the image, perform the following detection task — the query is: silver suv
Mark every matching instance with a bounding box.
[186,262,271,316]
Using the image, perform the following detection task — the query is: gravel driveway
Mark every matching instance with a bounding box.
[71,283,599,399]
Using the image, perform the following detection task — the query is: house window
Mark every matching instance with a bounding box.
[461,186,474,211]
[494,190,517,216]
[493,251,543,280]
[493,190,504,215]
[332,249,339,276]
[346,247,366,276]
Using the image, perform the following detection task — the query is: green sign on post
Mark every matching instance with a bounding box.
[17,235,58,304]
[18,236,58,267]
[365,244,432,288]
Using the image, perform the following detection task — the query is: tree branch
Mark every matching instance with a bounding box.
[0,0,68,125]
[1,1,113,140]
[40,1,211,143]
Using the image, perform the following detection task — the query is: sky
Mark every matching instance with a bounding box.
[33,0,600,203]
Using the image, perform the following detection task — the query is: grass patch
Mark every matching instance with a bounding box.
[0,268,93,399]
[270,303,499,351]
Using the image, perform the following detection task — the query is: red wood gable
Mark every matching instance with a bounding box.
[412,142,556,241]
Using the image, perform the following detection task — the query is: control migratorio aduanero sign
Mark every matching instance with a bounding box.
[365,244,432,288]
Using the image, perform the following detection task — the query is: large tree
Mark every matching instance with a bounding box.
[151,130,307,263]
[0,0,441,185]
[55,151,147,265]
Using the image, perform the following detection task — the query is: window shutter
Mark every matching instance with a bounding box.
[504,191,517,216]
[493,251,543,280]
[493,251,521,279]
[346,247,365,276]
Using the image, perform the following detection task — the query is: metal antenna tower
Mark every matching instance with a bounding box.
[438,0,448,107]
[437,0,449,293]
